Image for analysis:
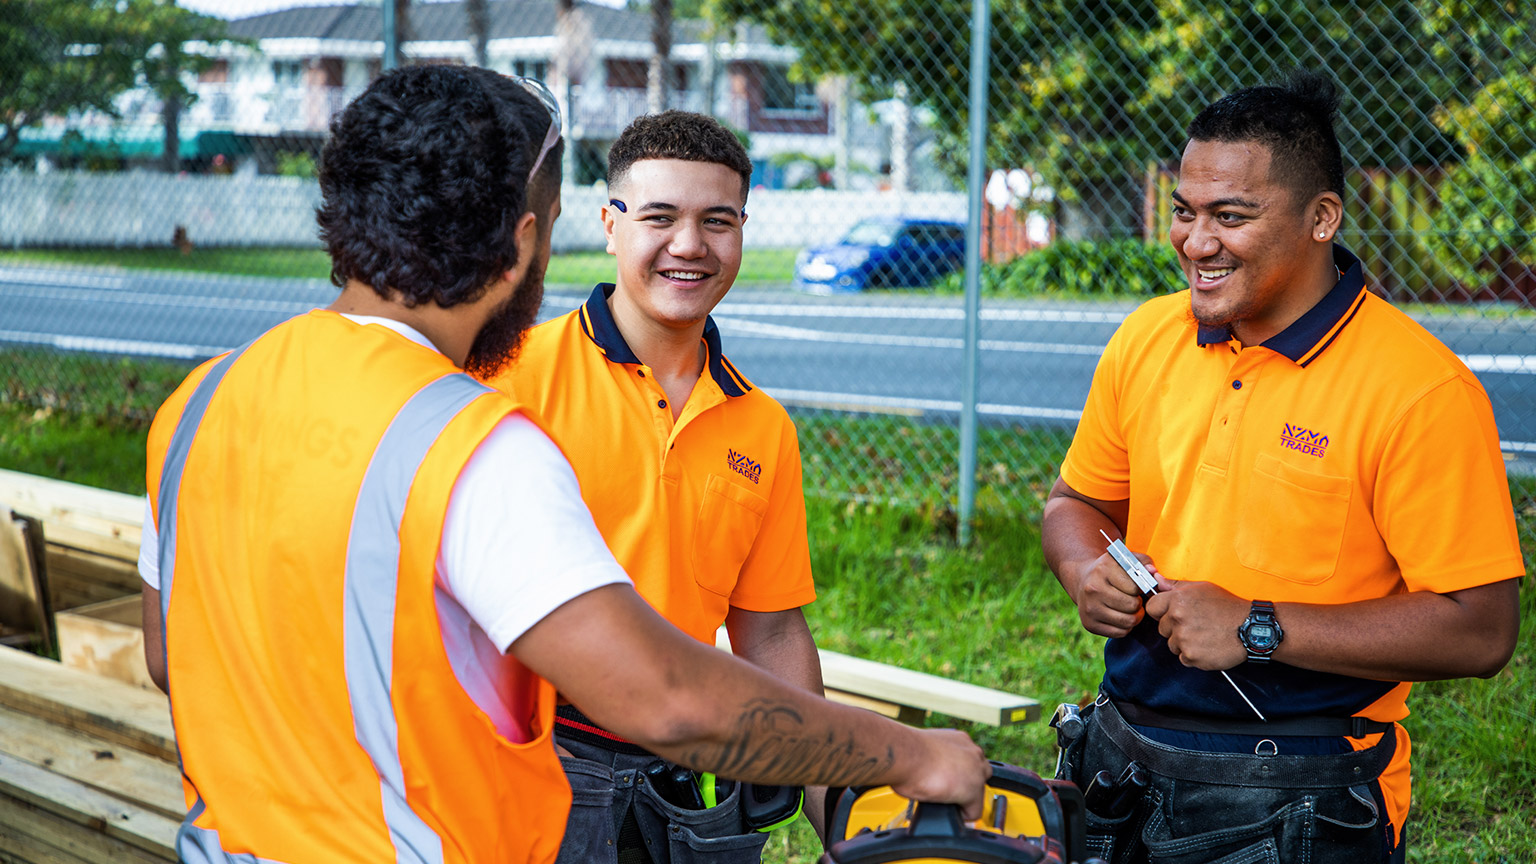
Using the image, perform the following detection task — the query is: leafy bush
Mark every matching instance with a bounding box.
[1426,71,1536,293]
[936,239,1185,298]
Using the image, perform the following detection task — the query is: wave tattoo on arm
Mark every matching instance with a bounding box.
[681,699,896,785]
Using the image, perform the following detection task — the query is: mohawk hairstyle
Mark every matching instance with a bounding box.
[607,111,753,202]
[1186,69,1346,208]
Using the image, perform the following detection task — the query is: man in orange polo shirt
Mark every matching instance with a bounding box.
[488,112,824,860]
[1042,71,1522,863]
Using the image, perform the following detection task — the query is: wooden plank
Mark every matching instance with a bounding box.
[0,470,141,562]
[0,753,177,859]
[0,705,182,820]
[0,648,173,763]
[818,650,1039,726]
[56,598,155,692]
[45,547,141,613]
[715,628,1039,727]
[824,689,926,726]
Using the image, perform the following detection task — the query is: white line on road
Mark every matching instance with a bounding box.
[0,329,227,359]
[3,282,319,315]
[763,387,1086,421]
[715,318,1106,355]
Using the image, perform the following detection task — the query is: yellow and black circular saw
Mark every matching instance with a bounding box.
[820,761,1096,864]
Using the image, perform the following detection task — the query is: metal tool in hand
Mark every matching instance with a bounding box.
[1099,530,1267,722]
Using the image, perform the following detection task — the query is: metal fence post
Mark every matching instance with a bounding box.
[958,0,991,545]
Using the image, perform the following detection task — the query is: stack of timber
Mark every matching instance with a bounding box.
[0,470,176,861]
[0,646,178,863]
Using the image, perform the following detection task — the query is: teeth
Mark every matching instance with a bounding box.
[662,271,706,281]
[1198,267,1235,282]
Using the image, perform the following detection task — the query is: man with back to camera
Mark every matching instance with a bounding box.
[137,65,989,863]
[485,110,829,860]
[1042,70,1522,863]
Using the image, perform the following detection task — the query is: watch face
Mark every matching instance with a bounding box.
[1248,624,1277,648]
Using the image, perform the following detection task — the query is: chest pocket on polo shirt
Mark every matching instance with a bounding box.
[693,473,769,598]
[1235,452,1351,585]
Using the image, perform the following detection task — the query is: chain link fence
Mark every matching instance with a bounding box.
[1,0,1533,537]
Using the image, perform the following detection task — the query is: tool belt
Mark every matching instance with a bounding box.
[1112,699,1392,740]
[555,704,656,756]
[1097,698,1397,788]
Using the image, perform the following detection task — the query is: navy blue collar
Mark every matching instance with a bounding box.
[1196,245,1369,367]
[577,283,752,397]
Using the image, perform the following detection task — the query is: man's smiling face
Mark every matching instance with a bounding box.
[604,158,745,331]
[1170,138,1321,345]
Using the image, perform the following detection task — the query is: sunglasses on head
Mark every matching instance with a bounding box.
[510,75,561,183]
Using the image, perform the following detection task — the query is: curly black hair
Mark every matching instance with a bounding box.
[317,64,563,308]
[607,111,753,202]
[1186,69,1345,209]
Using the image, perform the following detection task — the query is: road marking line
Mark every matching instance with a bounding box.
[0,329,226,359]
[715,318,1107,355]
[762,387,1086,421]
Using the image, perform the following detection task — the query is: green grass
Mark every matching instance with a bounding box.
[0,352,1531,861]
[0,246,800,286]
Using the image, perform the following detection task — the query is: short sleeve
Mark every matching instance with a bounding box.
[1375,376,1525,593]
[1059,322,1133,500]
[138,497,159,589]
[727,411,816,612]
[439,414,631,652]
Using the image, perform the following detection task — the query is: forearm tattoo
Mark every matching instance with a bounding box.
[681,699,896,786]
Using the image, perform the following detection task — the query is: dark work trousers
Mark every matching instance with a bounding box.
[553,730,769,864]
[1056,697,1405,864]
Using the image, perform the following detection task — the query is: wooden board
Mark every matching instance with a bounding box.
[0,705,182,821]
[0,470,141,563]
[0,752,176,861]
[716,628,1038,727]
[818,650,1039,727]
[0,648,173,763]
[45,548,141,614]
[55,597,155,692]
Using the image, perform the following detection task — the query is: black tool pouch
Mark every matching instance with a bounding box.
[1075,697,1398,864]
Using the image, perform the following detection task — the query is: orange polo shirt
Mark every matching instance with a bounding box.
[1060,246,1524,836]
[489,284,815,644]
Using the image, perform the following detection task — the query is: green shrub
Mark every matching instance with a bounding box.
[937,239,1185,298]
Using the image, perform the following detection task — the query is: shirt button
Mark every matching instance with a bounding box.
[636,369,645,378]
[1231,380,1243,390]
[657,399,667,409]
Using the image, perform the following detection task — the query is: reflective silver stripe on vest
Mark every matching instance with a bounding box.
[344,372,494,864]
[157,346,250,649]
[154,342,294,863]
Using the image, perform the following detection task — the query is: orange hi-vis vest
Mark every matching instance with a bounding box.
[146,310,570,863]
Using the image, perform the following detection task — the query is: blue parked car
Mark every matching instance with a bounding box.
[794,218,966,293]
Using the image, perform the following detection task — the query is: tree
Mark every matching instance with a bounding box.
[715,0,1479,237]
[466,0,489,68]
[648,0,674,113]
[1420,1,1536,297]
[0,0,237,166]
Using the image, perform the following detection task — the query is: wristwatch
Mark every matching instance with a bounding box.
[1238,600,1284,663]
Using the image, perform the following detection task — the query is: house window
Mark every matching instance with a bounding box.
[606,59,647,90]
[273,60,303,89]
[512,60,549,81]
[761,65,817,113]
[199,59,229,84]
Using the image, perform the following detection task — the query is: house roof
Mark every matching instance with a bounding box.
[227,1,714,46]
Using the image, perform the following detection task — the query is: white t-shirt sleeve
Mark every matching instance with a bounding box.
[438,413,631,652]
[139,496,159,589]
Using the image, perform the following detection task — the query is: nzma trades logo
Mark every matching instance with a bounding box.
[1280,423,1329,458]
[727,449,762,483]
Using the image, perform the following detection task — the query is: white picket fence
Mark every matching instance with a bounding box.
[0,172,965,252]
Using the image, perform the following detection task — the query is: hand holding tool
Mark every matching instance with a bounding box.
[1099,531,1267,722]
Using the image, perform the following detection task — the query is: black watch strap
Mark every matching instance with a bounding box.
[1239,599,1283,663]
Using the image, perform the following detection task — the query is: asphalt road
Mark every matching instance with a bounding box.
[5,264,1535,459]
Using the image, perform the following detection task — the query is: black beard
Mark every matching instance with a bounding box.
[462,259,546,379]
